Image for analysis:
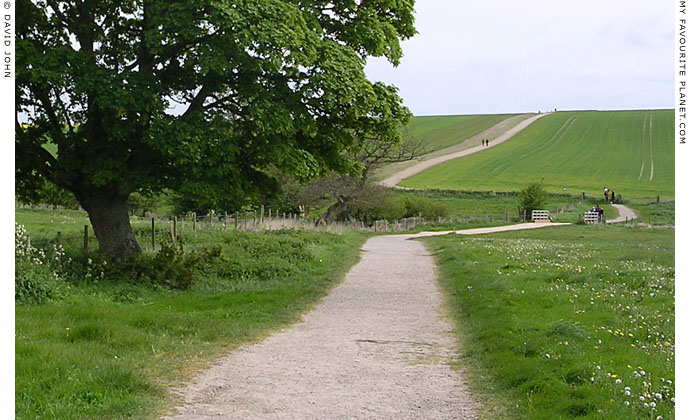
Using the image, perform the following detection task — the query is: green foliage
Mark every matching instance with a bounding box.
[401,110,675,199]
[16,0,417,259]
[398,195,449,219]
[518,180,548,220]
[330,192,449,224]
[100,240,212,290]
[15,257,63,304]
[15,180,79,209]
[15,223,67,304]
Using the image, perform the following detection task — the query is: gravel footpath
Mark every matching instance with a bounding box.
[163,222,567,420]
[606,204,637,223]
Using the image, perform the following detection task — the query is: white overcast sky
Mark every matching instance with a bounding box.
[364,0,674,116]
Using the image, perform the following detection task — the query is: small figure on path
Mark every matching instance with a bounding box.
[486,139,490,146]
[610,190,615,203]
[595,204,604,222]
[603,187,609,202]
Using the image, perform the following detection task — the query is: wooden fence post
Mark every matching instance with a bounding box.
[57,231,62,247]
[193,212,197,231]
[26,234,31,251]
[260,205,264,224]
[83,225,89,253]
[235,212,239,230]
[268,209,272,221]
[151,218,155,250]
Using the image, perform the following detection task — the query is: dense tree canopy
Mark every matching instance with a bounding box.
[16,0,416,259]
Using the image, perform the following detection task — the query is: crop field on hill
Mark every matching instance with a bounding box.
[400,110,674,199]
[405,113,520,153]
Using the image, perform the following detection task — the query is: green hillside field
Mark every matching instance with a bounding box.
[404,113,520,153]
[399,110,674,199]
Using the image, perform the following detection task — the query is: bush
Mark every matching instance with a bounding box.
[104,240,200,290]
[15,224,67,304]
[399,195,449,220]
[518,180,548,221]
[336,194,449,225]
[343,196,406,224]
[15,256,64,304]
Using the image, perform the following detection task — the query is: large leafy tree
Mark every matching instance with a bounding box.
[16,0,416,260]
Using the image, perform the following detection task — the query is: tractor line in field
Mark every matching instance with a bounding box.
[649,114,654,181]
[639,113,647,180]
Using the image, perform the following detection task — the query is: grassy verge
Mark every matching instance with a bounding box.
[423,224,674,419]
[391,189,617,225]
[629,200,674,226]
[16,208,367,420]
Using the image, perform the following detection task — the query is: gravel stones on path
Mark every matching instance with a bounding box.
[163,235,479,420]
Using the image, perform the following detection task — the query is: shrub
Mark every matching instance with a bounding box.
[15,256,64,304]
[347,197,406,224]
[518,180,548,221]
[104,240,200,290]
[399,195,449,220]
[15,224,66,304]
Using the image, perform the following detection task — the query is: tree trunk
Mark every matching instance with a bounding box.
[80,193,141,261]
[315,199,350,226]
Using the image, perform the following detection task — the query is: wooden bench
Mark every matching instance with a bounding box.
[584,210,601,224]
[531,210,551,223]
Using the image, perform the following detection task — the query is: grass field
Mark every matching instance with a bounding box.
[375,113,531,182]
[400,110,674,199]
[424,225,674,419]
[404,113,520,153]
[15,208,366,420]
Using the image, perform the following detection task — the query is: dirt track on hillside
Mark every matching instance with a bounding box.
[380,113,548,188]
[162,222,568,420]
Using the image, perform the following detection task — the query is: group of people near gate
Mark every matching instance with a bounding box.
[590,204,604,223]
[603,187,616,203]
[587,187,618,223]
